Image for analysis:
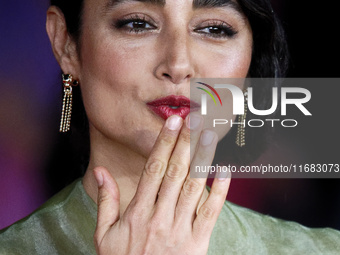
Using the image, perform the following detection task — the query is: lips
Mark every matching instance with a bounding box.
[147,95,200,120]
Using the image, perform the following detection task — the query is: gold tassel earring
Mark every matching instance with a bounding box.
[236,90,248,147]
[59,74,78,133]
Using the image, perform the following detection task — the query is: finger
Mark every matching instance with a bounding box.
[188,114,205,162]
[131,115,183,208]
[193,172,231,238]
[175,129,218,225]
[94,166,120,245]
[155,113,204,214]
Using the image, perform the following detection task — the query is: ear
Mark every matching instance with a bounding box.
[46,6,80,78]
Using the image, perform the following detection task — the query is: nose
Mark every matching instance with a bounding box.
[154,29,195,85]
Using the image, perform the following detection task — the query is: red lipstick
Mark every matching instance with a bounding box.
[147,95,200,120]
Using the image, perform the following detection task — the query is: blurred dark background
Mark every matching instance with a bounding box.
[0,0,339,230]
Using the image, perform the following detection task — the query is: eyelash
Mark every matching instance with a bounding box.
[194,21,238,38]
[115,14,156,34]
[114,15,237,39]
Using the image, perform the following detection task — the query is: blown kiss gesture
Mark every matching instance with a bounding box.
[93,114,231,254]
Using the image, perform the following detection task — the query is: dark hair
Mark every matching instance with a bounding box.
[48,0,289,190]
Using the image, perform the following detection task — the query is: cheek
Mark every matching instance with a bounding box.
[81,41,137,89]
[79,28,146,113]
[198,40,252,140]
[203,43,252,78]
[78,35,161,156]
[223,51,252,77]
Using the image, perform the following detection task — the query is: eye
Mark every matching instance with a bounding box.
[195,22,237,39]
[115,15,156,33]
[125,20,153,30]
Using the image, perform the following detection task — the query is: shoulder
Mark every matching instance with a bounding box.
[0,179,97,255]
[209,200,340,254]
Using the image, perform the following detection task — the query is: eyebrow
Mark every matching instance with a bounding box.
[193,0,241,12]
[106,0,165,9]
[105,0,242,13]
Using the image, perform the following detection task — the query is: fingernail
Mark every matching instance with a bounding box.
[201,130,215,146]
[218,174,229,181]
[218,170,231,181]
[186,114,202,130]
[95,169,104,187]
[166,115,182,130]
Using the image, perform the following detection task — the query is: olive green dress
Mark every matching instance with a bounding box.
[1,179,339,254]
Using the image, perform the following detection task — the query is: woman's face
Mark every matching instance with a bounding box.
[77,0,252,158]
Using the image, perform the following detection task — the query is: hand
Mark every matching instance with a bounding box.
[93,114,231,255]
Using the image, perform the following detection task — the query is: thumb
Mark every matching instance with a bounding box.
[93,166,120,243]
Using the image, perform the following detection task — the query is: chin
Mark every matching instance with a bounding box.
[133,127,159,157]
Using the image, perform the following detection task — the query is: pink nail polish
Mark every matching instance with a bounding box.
[201,130,215,146]
[166,115,182,130]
